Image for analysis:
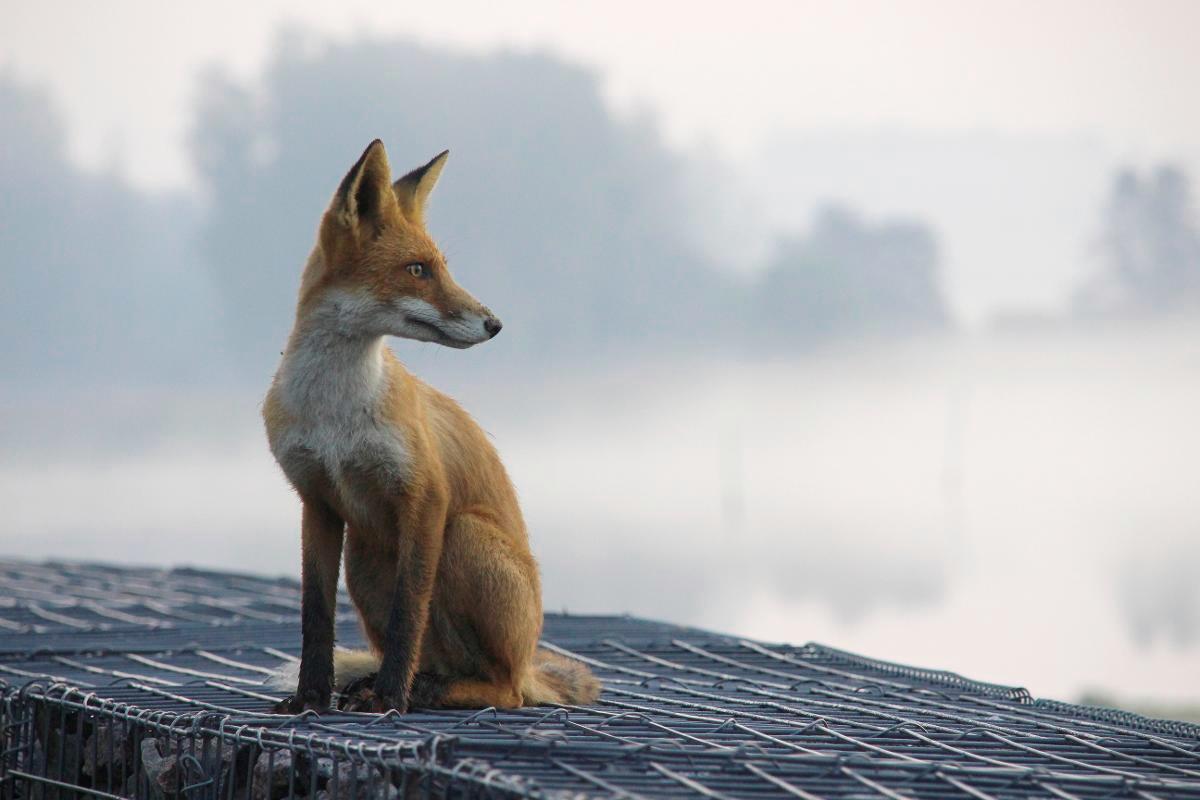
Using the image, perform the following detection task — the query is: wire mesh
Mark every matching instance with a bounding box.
[0,559,1197,799]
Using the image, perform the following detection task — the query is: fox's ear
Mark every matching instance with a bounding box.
[331,139,398,233]
[393,150,449,225]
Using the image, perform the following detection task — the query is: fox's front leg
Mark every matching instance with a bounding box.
[275,500,344,714]
[343,493,446,713]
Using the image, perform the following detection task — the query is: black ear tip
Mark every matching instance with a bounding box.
[350,139,385,168]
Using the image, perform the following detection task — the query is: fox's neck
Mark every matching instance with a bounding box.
[278,302,391,419]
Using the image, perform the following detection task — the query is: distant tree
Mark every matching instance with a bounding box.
[0,75,217,387]
[189,32,724,377]
[1075,166,1200,315]
[750,206,949,346]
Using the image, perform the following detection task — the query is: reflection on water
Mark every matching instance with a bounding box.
[2,322,1198,704]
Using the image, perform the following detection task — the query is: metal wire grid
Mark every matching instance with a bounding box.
[0,560,1197,799]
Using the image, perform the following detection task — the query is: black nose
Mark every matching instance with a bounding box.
[484,318,503,338]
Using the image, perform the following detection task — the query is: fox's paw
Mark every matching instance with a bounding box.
[340,686,408,714]
[272,688,330,715]
[409,672,448,709]
[338,672,376,700]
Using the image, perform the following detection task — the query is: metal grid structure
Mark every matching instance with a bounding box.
[0,559,1197,799]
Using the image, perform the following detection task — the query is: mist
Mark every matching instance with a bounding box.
[2,27,1198,707]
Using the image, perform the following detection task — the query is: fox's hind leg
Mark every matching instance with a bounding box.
[343,512,542,711]
[419,510,542,709]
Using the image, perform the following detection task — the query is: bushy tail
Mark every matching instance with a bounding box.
[265,648,380,692]
[522,648,602,706]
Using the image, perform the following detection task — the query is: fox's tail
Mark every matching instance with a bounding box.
[520,648,602,705]
[265,648,381,693]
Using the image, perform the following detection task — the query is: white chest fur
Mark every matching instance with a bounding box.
[271,326,411,523]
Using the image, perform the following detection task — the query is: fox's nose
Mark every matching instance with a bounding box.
[484,317,503,338]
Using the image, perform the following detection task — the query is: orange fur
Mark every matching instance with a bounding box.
[264,140,599,713]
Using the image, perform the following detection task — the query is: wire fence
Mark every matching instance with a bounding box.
[0,559,1197,799]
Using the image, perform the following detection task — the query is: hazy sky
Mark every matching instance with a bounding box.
[4,0,1199,190]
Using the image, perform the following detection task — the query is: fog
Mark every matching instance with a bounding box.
[5,322,1199,701]
[753,129,1114,323]
[2,24,1198,709]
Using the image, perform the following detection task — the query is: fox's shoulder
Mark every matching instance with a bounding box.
[406,374,508,474]
[411,375,474,427]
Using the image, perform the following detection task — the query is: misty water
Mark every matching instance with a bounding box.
[4,321,1198,705]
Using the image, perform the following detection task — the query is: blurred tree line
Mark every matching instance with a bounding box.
[0,78,222,386]
[188,33,951,376]
[10,28,1198,393]
[1075,166,1200,316]
[3,34,957,389]
[755,207,947,342]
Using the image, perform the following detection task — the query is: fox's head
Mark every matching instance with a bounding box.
[300,139,500,348]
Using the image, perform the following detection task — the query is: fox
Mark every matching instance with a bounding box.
[263,139,600,713]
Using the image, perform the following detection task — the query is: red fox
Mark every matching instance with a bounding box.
[263,140,600,713]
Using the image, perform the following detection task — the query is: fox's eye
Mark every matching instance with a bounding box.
[407,263,425,278]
